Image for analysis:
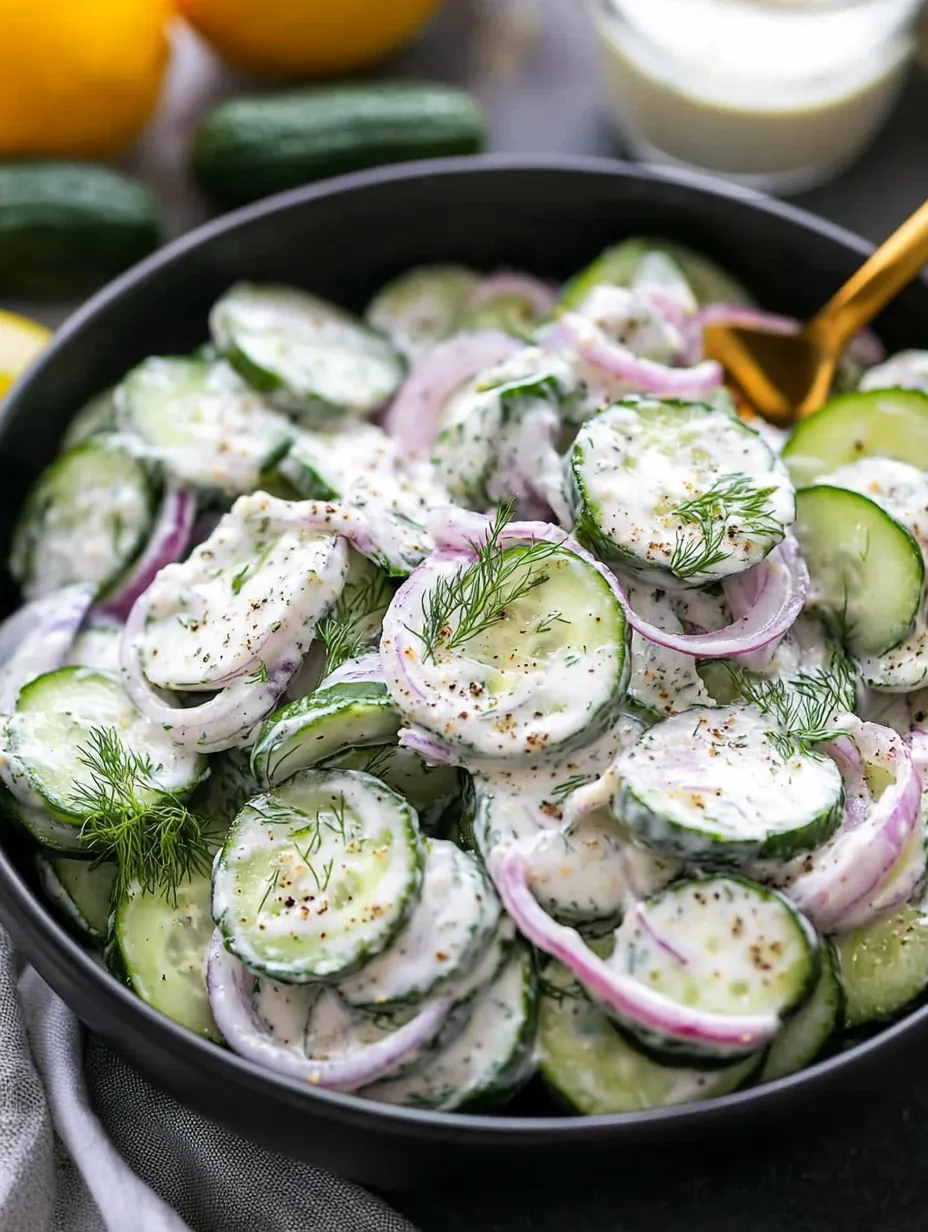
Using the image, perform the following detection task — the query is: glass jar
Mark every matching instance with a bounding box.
[589,0,926,193]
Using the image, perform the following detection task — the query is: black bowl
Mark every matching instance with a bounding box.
[2,156,928,1190]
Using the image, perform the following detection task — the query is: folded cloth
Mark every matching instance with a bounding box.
[0,928,416,1232]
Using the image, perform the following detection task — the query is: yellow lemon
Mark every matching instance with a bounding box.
[0,311,50,399]
[179,0,443,77]
[0,0,172,159]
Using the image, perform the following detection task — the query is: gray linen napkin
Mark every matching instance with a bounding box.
[0,928,416,1232]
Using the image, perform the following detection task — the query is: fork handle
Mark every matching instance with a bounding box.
[807,199,928,354]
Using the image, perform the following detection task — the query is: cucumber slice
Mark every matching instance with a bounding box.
[61,388,118,449]
[456,292,546,341]
[760,940,843,1082]
[278,422,395,500]
[319,744,462,837]
[337,839,500,1010]
[138,492,347,690]
[108,871,222,1042]
[210,283,405,423]
[538,961,759,1114]
[212,769,423,983]
[6,667,206,825]
[569,398,794,586]
[323,548,394,647]
[836,896,928,1028]
[560,239,751,311]
[0,785,90,856]
[250,682,401,788]
[67,621,122,672]
[384,538,630,759]
[609,876,819,1063]
[782,388,928,488]
[793,485,923,658]
[365,265,479,362]
[36,855,116,941]
[116,355,293,496]
[364,941,538,1111]
[612,705,844,865]
[10,439,156,601]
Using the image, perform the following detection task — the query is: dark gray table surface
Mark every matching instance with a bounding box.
[35,2,927,1227]
[389,3,928,1229]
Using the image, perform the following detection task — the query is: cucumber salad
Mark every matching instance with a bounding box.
[6,240,928,1116]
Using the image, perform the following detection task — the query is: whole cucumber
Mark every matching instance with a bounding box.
[0,162,164,297]
[192,81,486,208]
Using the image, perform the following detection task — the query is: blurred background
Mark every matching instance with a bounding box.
[2,0,928,386]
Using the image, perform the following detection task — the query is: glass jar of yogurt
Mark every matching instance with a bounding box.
[590,0,925,193]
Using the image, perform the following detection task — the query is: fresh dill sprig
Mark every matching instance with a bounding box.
[669,473,781,579]
[352,744,394,781]
[410,501,561,661]
[72,727,213,906]
[727,657,855,759]
[317,568,393,677]
[549,772,594,804]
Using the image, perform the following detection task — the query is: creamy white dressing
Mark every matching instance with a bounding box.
[626,585,714,716]
[577,284,683,364]
[365,265,478,363]
[139,492,347,689]
[67,623,123,673]
[281,421,397,497]
[860,350,928,393]
[573,400,795,585]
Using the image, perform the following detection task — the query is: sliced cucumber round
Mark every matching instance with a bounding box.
[782,388,928,489]
[337,839,500,1010]
[10,439,157,601]
[608,876,819,1063]
[36,854,116,941]
[6,667,207,825]
[61,388,118,450]
[560,239,751,312]
[66,621,122,673]
[538,961,759,1114]
[364,940,537,1111]
[569,398,794,586]
[860,351,928,394]
[760,940,843,1082]
[116,355,293,496]
[251,682,401,789]
[836,895,928,1028]
[212,768,423,983]
[210,283,405,423]
[384,538,630,759]
[107,871,222,1042]
[612,705,844,865]
[277,422,395,500]
[365,264,478,362]
[793,485,923,659]
[139,492,347,690]
[319,743,462,837]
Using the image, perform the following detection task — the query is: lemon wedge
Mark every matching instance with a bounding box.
[0,310,50,397]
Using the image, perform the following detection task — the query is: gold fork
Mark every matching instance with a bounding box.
[703,199,928,427]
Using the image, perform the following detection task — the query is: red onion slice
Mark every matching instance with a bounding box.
[320,652,384,688]
[96,484,196,622]
[0,583,95,712]
[558,312,723,398]
[465,272,559,317]
[382,331,521,457]
[782,721,921,934]
[428,509,807,661]
[489,846,776,1054]
[121,588,297,753]
[397,725,461,766]
[206,932,451,1091]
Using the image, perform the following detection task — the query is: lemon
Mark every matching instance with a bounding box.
[179,0,443,77]
[0,0,172,159]
[0,312,50,399]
